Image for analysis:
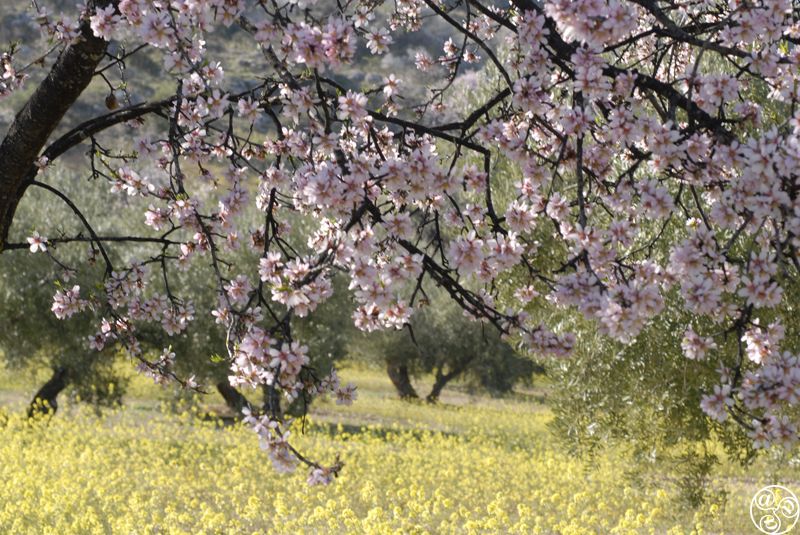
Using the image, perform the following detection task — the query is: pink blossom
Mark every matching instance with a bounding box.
[337,90,368,120]
[27,230,47,252]
[225,275,253,305]
[335,382,358,406]
[366,28,392,54]
[681,327,718,361]
[449,231,485,276]
[700,385,734,423]
[52,286,88,319]
[90,5,120,40]
[237,97,262,123]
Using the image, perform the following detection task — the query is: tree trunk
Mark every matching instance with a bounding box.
[28,366,68,418]
[0,0,114,250]
[387,360,419,399]
[426,368,462,403]
[216,381,253,416]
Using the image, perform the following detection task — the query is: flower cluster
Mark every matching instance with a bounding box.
[51,284,92,319]
[0,51,28,103]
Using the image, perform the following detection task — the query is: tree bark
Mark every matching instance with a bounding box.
[28,366,68,417]
[386,360,419,399]
[0,0,113,250]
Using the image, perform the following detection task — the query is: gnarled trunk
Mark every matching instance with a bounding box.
[387,360,418,399]
[28,366,68,418]
[426,367,462,403]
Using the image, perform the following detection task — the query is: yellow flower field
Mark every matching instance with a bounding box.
[0,367,790,534]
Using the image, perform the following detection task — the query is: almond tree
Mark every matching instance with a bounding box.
[2,0,800,484]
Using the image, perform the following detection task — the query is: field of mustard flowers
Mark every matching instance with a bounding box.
[0,366,792,535]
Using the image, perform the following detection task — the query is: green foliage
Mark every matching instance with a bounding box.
[348,284,540,397]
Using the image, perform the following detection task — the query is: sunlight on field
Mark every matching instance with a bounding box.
[0,367,785,534]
